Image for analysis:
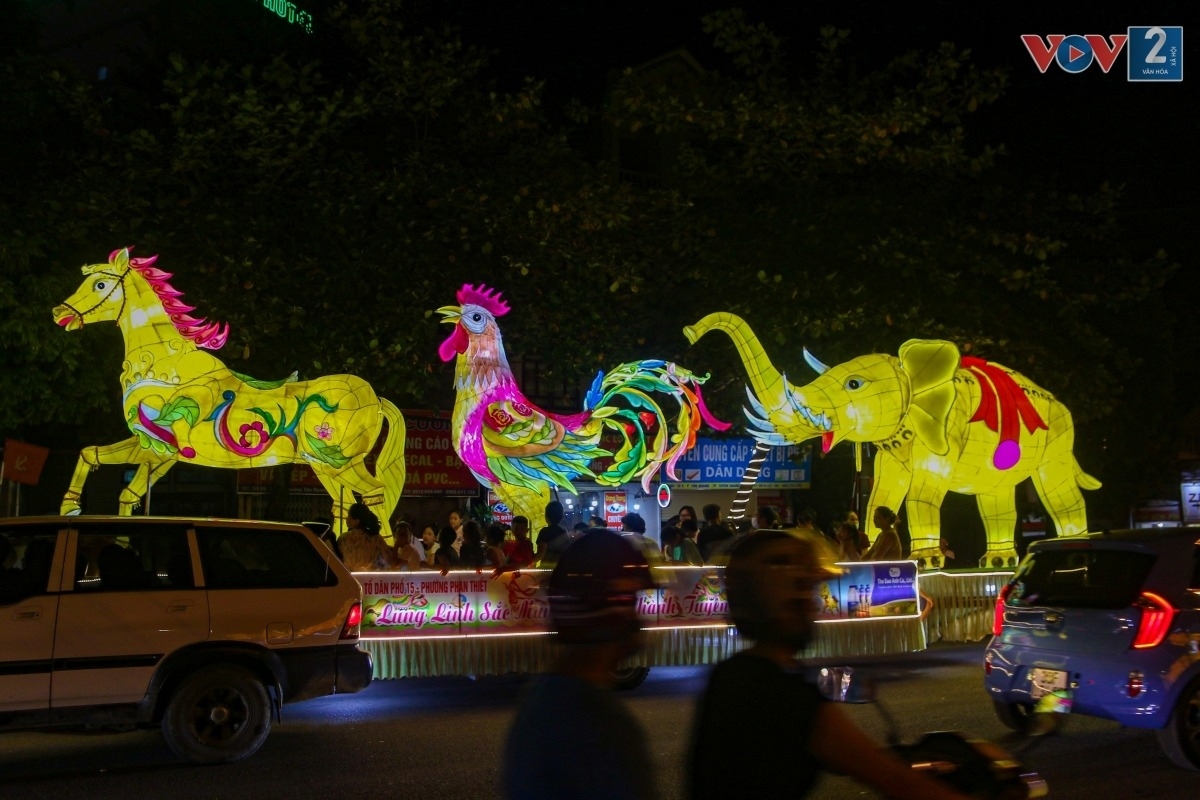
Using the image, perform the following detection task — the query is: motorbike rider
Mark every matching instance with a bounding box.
[687,529,972,800]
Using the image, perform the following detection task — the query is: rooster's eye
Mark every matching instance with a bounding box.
[471,313,483,322]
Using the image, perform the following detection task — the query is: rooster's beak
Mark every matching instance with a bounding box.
[436,305,461,323]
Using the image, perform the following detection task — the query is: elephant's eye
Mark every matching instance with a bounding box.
[845,377,867,391]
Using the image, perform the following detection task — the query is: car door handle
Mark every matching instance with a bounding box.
[167,600,194,613]
[14,608,42,620]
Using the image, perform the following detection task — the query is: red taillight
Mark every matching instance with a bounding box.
[992,583,1014,636]
[340,602,363,640]
[1131,591,1174,649]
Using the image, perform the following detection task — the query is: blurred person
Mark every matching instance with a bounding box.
[459,520,487,569]
[501,515,535,568]
[448,509,465,554]
[588,514,607,529]
[619,512,662,565]
[430,525,460,574]
[697,503,732,562]
[864,506,902,561]
[503,530,658,800]
[535,500,569,568]
[753,505,780,530]
[835,522,862,561]
[680,518,699,542]
[677,505,698,528]
[687,530,971,800]
[662,525,703,566]
[419,524,439,567]
[392,521,423,571]
[938,537,957,568]
[484,523,508,570]
[338,504,396,572]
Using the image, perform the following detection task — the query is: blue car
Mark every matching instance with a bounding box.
[984,528,1200,769]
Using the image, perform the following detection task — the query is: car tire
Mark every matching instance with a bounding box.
[992,699,1037,734]
[1155,677,1200,770]
[610,666,650,691]
[162,665,273,764]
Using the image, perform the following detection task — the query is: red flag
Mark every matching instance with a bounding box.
[3,439,51,486]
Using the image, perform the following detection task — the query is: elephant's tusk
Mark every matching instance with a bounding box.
[803,347,830,375]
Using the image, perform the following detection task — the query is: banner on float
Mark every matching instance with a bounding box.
[358,566,737,638]
[815,561,920,621]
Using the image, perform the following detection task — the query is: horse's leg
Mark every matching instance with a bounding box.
[311,467,350,536]
[118,457,176,515]
[61,438,150,515]
[332,459,391,542]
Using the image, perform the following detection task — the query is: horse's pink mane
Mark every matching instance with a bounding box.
[109,248,229,350]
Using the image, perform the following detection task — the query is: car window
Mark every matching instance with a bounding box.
[1008,549,1156,609]
[197,526,336,589]
[0,524,61,604]
[74,523,193,592]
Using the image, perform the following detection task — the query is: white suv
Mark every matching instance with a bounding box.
[0,516,372,763]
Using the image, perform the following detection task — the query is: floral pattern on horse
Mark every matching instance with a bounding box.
[52,248,406,537]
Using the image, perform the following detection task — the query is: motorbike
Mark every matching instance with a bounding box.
[817,666,1048,799]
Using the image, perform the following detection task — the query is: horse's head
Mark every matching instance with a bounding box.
[52,248,229,349]
[53,248,135,331]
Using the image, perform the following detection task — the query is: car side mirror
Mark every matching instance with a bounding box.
[817,666,877,704]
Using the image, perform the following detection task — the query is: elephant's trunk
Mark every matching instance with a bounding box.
[684,313,789,410]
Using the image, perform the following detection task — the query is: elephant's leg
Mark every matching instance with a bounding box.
[866,456,910,548]
[118,457,176,515]
[976,491,1019,569]
[1033,461,1090,537]
[61,439,148,515]
[905,479,948,570]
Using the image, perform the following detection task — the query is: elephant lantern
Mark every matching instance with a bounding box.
[684,312,1100,568]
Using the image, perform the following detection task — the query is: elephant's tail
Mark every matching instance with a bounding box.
[1074,458,1102,491]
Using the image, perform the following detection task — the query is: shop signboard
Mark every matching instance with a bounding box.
[668,437,811,489]
[488,491,514,527]
[604,490,627,527]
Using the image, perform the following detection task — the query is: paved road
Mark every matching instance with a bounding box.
[0,643,1195,798]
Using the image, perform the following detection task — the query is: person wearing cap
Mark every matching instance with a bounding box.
[503,529,658,800]
[687,529,971,800]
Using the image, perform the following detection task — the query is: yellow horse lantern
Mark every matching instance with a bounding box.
[52,248,406,537]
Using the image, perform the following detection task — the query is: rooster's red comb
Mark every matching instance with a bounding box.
[456,284,510,316]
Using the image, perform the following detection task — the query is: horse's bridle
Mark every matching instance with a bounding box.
[63,265,130,327]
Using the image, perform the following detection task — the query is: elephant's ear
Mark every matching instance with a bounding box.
[898,339,960,455]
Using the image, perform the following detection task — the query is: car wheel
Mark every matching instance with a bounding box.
[992,699,1036,733]
[1156,677,1200,770]
[162,665,272,764]
[610,666,650,690]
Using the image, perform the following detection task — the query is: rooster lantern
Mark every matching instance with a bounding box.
[438,284,729,529]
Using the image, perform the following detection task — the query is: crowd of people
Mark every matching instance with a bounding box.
[310,498,951,576]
